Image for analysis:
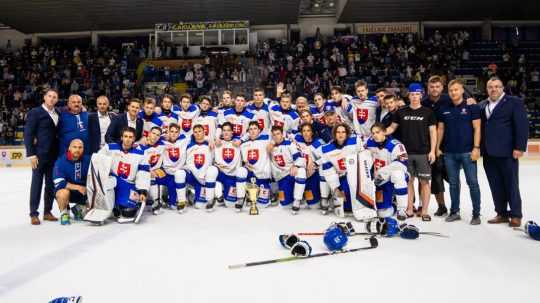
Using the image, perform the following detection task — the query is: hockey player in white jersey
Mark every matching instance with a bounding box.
[246,88,271,133]
[157,94,179,136]
[214,122,242,208]
[176,124,219,211]
[269,92,300,136]
[269,125,306,214]
[217,90,234,124]
[236,121,273,211]
[161,123,188,212]
[320,123,375,219]
[174,94,200,136]
[217,94,255,142]
[329,85,353,125]
[138,126,166,215]
[293,123,328,211]
[310,93,334,124]
[345,80,379,137]
[366,122,409,220]
[98,127,150,222]
[193,96,218,145]
[138,97,163,140]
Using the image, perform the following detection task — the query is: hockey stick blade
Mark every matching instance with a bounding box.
[228,237,378,270]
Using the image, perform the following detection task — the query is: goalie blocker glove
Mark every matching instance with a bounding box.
[524,220,540,241]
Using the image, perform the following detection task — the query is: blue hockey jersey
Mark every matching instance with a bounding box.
[53,153,91,191]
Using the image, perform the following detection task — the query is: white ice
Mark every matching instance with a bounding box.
[1,161,539,303]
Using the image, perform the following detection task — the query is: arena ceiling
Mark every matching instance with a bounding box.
[0,0,538,34]
[338,0,540,23]
[0,0,301,33]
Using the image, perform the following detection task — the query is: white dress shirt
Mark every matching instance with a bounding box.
[42,104,58,126]
[127,113,137,129]
[98,112,111,148]
[486,93,505,119]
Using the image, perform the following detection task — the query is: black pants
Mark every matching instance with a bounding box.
[483,155,522,218]
[29,160,55,217]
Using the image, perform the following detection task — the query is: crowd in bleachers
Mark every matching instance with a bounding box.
[1,29,539,145]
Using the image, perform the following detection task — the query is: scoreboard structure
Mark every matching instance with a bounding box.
[151,20,250,57]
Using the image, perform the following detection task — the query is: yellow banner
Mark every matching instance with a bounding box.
[357,22,419,34]
[156,21,249,31]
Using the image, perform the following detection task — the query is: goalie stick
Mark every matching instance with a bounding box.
[117,201,146,224]
[228,237,378,270]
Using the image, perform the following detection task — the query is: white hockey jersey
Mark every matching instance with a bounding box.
[240,134,272,180]
[293,134,325,178]
[270,139,306,181]
[269,104,300,135]
[174,104,200,136]
[345,96,379,137]
[98,143,150,191]
[162,135,188,175]
[247,102,271,134]
[192,110,218,143]
[139,139,166,171]
[214,140,241,176]
[184,138,214,182]
[320,135,366,177]
[219,108,255,140]
[157,111,179,136]
[138,112,164,138]
[365,137,408,174]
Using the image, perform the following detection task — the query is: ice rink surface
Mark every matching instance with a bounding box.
[0,161,539,303]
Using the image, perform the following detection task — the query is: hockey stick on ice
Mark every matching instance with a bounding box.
[228,237,378,270]
[297,231,449,238]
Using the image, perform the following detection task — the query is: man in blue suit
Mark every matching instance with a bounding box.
[480,77,529,227]
[24,89,61,225]
[105,98,143,144]
[88,95,115,154]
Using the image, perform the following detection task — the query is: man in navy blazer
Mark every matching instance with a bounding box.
[88,96,115,154]
[480,77,529,227]
[105,98,143,144]
[23,89,61,225]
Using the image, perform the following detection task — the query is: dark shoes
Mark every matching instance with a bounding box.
[43,212,58,222]
[434,206,448,217]
[509,217,521,228]
[30,216,40,225]
[470,216,481,225]
[487,215,509,224]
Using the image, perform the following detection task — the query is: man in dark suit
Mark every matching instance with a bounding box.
[480,77,529,227]
[24,89,60,225]
[88,95,115,153]
[105,98,143,144]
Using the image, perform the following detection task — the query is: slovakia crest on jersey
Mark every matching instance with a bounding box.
[202,124,209,136]
[247,149,259,165]
[168,147,180,162]
[222,148,235,164]
[373,159,386,173]
[257,118,265,130]
[233,124,243,136]
[117,161,131,178]
[143,130,149,137]
[149,154,160,166]
[273,155,286,167]
[356,108,369,124]
[194,154,205,169]
[181,119,192,132]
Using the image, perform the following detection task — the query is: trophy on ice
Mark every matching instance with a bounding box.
[246,177,260,215]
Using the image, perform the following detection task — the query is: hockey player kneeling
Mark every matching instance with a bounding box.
[214,122,242,208]
[89,127,151,224]
[176,124,218,211]
[366,123,409,220]
[53,139,91,225]
[139,126,166,215]
[320,123,377,221]
[269,126,307,215]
